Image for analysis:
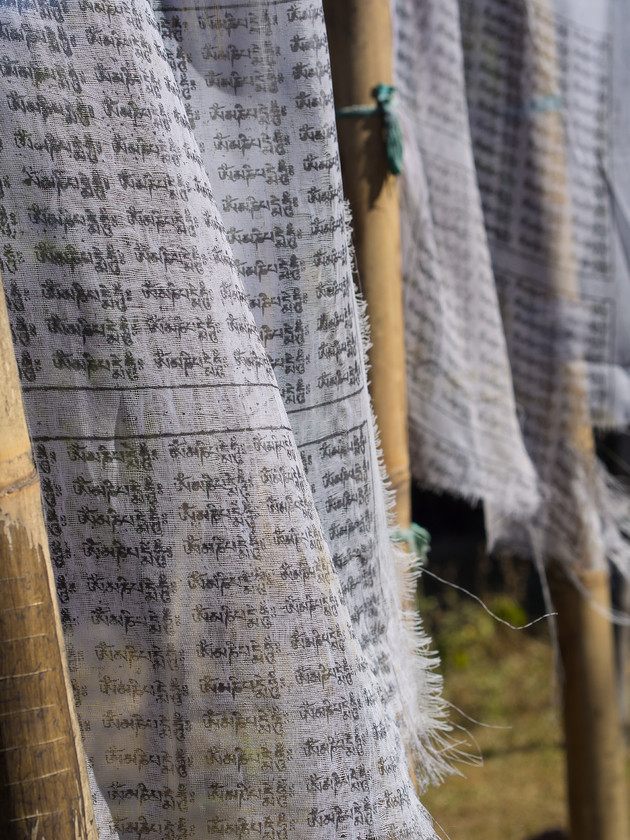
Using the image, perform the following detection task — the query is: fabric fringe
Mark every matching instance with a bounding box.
[344,199,475,788]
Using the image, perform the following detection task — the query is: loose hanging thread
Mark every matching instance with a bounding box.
[336,83,404,176]
[392,523,556,631]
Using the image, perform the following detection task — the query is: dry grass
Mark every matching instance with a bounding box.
[419,594,569,840]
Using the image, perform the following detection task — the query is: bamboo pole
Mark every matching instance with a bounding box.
[530,6,628,839]
[547,363,629,840]
[322,0,411,530]
[323,0,420,798]
[0,279,97,840]
[549,565,628,840]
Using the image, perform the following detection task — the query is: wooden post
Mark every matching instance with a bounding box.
[322,0,411,529]
[0,280,97,840]
[530,5,628,838]
[549,566,628,840]
[323,0,419,798]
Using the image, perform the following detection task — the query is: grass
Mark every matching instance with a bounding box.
[418,592,569,840]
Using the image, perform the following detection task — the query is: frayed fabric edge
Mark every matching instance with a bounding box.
[345,199,476,789]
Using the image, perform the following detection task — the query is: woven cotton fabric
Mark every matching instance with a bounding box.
[394,0,540,519]
[396,0,630,576]
[0,1,449,838]
[460,0,627,572]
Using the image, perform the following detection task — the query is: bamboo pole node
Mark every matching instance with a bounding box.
[0,278,98,840]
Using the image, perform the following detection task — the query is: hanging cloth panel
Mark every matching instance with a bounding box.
[152,0,451,789]
[460,0,626,572]
[0,1,448,838]
[396,0,630,576]
[393,0,540,519]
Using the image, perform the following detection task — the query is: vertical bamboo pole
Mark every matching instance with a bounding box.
[530,6,628,839]
[0,279,97,840]
[323,0,419,797]
[549,565,628,840]
[322,0,411,530]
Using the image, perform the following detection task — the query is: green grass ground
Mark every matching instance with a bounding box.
[419,594,569,840]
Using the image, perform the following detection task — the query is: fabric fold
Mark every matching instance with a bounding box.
[0,1,452,837]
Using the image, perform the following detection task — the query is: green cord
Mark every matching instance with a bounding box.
[392,522,430,563]
[335,83,404,176]
[374,83,404,176]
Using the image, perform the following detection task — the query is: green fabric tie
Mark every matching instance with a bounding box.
[336,83,404,176]
[392,522,430,563]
